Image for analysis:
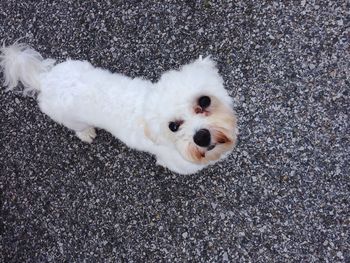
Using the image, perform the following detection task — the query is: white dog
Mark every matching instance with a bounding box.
[0,43,237,174]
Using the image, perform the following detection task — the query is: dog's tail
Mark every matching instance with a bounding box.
[0,41,55,95]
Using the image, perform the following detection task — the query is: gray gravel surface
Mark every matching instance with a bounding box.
[1,0,349,262]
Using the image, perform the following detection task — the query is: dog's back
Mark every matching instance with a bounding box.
[0,42,153,148]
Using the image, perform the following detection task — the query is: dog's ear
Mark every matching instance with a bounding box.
[140,118,160,145]
[157,55,219,90]
[197,55,216,68]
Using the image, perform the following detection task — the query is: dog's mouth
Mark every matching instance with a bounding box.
[195,144,215,159]
[207,144,216,151]
[186,132,235,164]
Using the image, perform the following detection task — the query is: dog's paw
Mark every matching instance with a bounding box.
[76,127,96,143]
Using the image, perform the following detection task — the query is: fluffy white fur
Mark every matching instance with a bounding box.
[0,43,237,174]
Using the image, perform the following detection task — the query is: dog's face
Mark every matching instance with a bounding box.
[166,94,237,165]
[144,56,237,165]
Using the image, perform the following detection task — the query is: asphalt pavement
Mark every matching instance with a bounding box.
[0,1,349,262]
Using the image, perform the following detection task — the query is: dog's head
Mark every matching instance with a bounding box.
[144,56,237,165]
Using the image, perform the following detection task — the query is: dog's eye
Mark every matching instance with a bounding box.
[169,121,183,132]
[169,122,179,132]
[198,96,211,109]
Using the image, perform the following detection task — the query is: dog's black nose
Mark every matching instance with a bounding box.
[193,129,211,147]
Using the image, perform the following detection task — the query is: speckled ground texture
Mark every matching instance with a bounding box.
[0,0,349,262]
